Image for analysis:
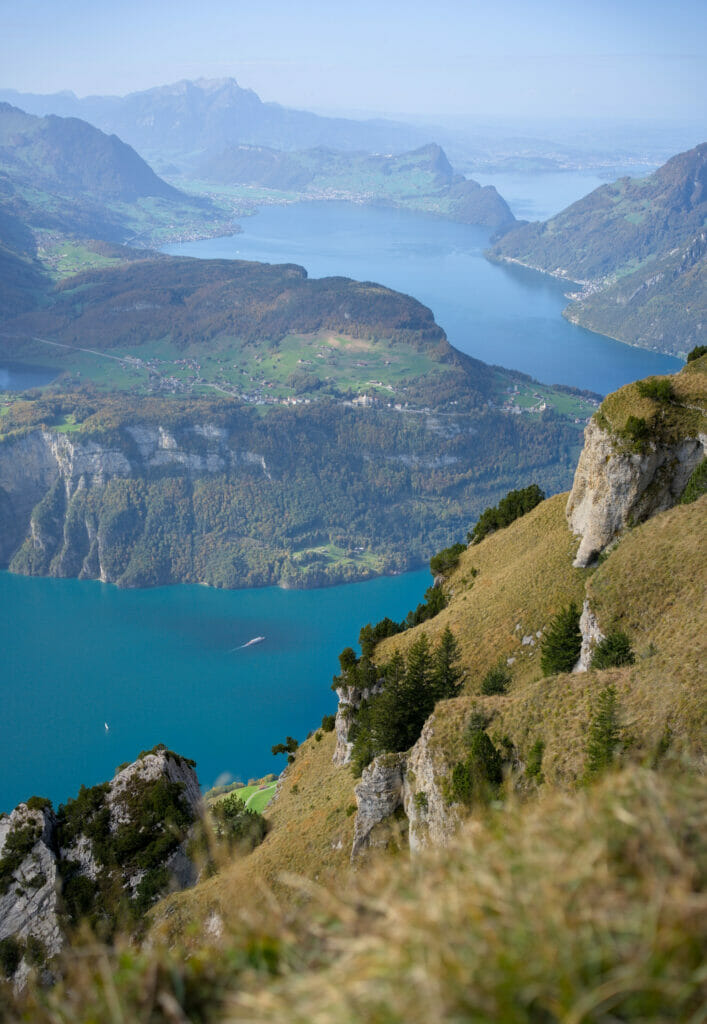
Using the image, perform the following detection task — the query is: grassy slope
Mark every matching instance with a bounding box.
[150,730,357,947]
[13,768,705,1023]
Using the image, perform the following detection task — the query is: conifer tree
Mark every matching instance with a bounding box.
[585,685,621,779]
[540,602,582,675]
[431,627,464,701]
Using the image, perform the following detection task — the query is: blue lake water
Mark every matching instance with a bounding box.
[0,362,57,391]
[0,568,429,812]
[164,200,680,396]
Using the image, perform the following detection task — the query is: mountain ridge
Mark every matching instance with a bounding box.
[488,142,707,355]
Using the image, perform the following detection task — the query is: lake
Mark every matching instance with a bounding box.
[0,567,429,812]
[0,362,57,391]
[164,200,680,396]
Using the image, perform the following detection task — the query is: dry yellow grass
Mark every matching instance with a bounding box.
[150,730,358,945]
[379,493,706,783]
[377,492,589,689]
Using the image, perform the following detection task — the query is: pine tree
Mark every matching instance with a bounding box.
[540,602,582,676]
[585,685,621,779]
[431,626,464,701]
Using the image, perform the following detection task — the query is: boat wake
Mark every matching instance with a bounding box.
[230,636,266,652]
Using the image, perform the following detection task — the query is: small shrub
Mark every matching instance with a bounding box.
[465,710,491,738]
[679,457,707,504]
[429,542,466,577]
[585,685,621,780]
[637,377,674,402]
[211,793,266,851]
[480,662,511,695]
[25,796,52,812]
[686,344,707,362]
[290,784,299,795]
[345,804,357,817]
[591,630,635,670]
[0,936,23,979]
[540,603,582,676]
[451,732,503,807]
[525,740,545,784]
[321,714,336,733]
[622,415,650,447]
[315,731,323,742]
[413,791,428,811]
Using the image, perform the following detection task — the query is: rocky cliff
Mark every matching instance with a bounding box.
[566,417,705,566]
[0,747,201,988]
[349,707,465,861]
[566,360,706,566]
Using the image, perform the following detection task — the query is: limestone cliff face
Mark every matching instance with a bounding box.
[332,678,383,768]
[0,749,202,987]
[349,709,464,861]
[573,599,605,673]
[566,418,706,567]
[0,425,271,586]
[0,803,62,990]
[403,714,462,853]
[350,753,406,860]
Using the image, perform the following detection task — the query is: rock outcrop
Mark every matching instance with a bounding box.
[350,708,464,861]
[573,599,605,673]
[403,714,462,853]
[332,677,383,768]
[0,747,202,988]
[566,418,706,567]
[0,802,62,989]
[350,753,406,860]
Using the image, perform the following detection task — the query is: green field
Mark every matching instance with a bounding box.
[13,330,447,404]
[210,781,278,814]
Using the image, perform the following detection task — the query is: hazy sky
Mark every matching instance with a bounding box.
[2,0,706,122]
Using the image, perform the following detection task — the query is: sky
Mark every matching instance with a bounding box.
[1,0,706,123]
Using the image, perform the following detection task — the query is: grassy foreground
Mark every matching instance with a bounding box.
[4,766,704,1023]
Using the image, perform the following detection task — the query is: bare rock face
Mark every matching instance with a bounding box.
[350,753,406,860]
[0,802,62,989]
[403,714,461,853]
[566,419,706,567]
[573,599,605,673]
[332,679,383,767]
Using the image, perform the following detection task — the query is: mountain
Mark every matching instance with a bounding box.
[199,142,516,230]
[0,79,433,171]
[0,255,589,590]
[0,103,232,274]
[0,102,179,203]
[2,357,704,1015]
[488,143,707,356]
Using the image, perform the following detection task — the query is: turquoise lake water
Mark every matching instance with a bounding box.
[164,200,680,396]
[0,567,429,811]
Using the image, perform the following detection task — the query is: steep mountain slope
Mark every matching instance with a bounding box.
[489,143,707,355]
[148,356,705,923]
[0,104,230,266]
[0,103,179,202]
